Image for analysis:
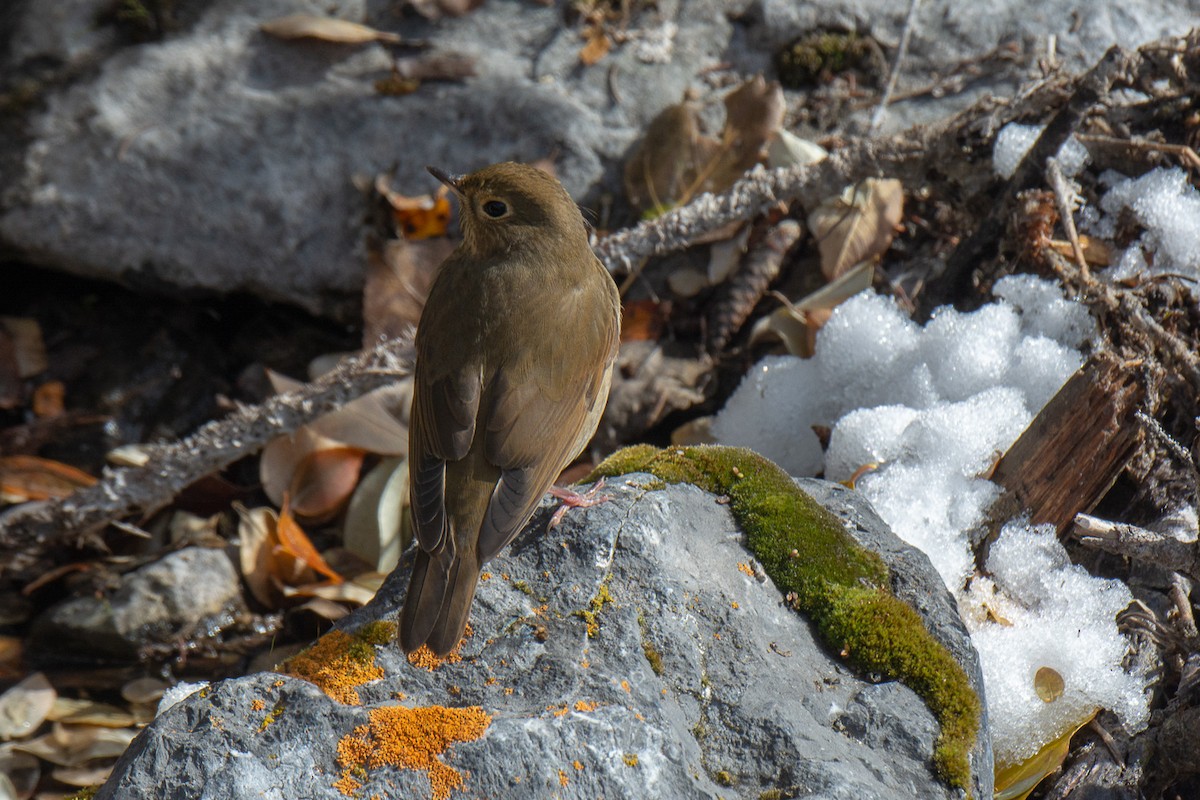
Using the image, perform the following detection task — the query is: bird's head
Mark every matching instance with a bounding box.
[427,162,590,257]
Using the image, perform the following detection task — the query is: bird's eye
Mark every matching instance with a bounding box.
[481,200,508,218]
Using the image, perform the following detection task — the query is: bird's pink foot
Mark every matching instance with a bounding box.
[547,478,610,529]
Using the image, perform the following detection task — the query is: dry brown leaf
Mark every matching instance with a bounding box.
[278,578,376,606]
[376,177,454,240]
[287,446,365,523]
[619,300,668,343]
[260,369,408,508]
[623,99,713,217]
[46,698,135,729]
[293,597,351,622]
[749,262,875,356]
[11,723,136,767]
[395,52,478,82]
[1047,235,1113,267]
[1034,666,1065,703]
[0,455,96,503]
[0,673,55,741]
[277,495,343,585]
[0,318,47,379]
[703,75,785,192]
[52,763,115,787]
[808,178,904,281]
[579,26,612,65]
[343,456,409,573]
[236,504,284,608]
[0,636,22,681]
[406,0,485,19]
[994,712,1096,800]
[120,677,169,706]
[0,748,39,799]
[31,380,65,419]
[260,14,401,44]
[364,235,453,343]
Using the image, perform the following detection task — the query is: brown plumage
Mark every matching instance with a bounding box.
[399,162,621,656]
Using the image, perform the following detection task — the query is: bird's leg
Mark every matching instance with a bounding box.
[546,478,610,529]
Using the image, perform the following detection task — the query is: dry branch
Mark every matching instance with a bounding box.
[0,337,414,577]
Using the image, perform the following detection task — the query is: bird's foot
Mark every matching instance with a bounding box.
[547,478,610,529]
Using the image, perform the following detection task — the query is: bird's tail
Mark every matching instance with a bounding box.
[398,548,481,657]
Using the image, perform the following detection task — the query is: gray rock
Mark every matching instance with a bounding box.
[29,546,245,662]
[3,0,1196,315]
[98,475,990,799]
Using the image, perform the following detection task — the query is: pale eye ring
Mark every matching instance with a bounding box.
[482,200,508,218]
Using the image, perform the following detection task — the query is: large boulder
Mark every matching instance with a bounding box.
[98,469,992,799]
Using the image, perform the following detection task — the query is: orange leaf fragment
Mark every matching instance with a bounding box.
[377,178,454,240]
[287,446,365,522]
[0,455,96,502]
[620,300,667,342]
[579,27,612,66]
[277,495,344,585]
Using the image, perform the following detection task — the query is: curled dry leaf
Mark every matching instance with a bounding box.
[46,698,136,729]
[277,496,343,585]
[749,261,875,356]
[994,712,1096,800]
[0,455,96,503]
[259,368,408,508]
[31,380,65,419]
[343,456,410,573]
[0,673,55,741]
[0,747,39,799]
[0,317,47,379]
[619,300,669,343]
[702,75,785,193]
[623,99,709,217]
[260,14,401,44]
[1033,666,1065,703]
[11,723,137,767]
[52,763,116,787]
[236,504,283,608]
[623,76,783,216]
[120,677,169,707]
[579,25,613,66]
[287,446,366,523]
[808,178,904,281]
[375,176,453,241]
[767,128,829,169]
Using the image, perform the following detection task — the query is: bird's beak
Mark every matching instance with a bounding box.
[426,166,464,198]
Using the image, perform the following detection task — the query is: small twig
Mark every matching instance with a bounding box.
[1169,572,1199,640]
[1046,157,1091,280]
[869,0,922,133]
[1073,513,1200,582]
[1075,133,1200,172]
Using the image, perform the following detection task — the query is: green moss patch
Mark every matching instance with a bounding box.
[590,445,980,792]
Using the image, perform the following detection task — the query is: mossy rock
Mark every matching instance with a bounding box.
[590,444,981,793]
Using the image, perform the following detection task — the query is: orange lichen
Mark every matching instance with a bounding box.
[335,704,492,800]
[279,624,394,705]
[407,624,472,671]
[550,704,570,718]
[574,700,598,712]
[620,680,631,693]
[251,698,265,711]
[480,572,492,582]
[573,760,584,771]
[737,562,755,577]
[559,769,569,787]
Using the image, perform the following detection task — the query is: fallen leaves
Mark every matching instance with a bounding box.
[0,455,96,504]
[808,178,905,281]
[261,14,401,44]
[623,76,785,217]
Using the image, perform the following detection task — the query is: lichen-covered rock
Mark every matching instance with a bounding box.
[98,458,991,799]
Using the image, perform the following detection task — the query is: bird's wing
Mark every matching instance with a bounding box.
[408,275,484,555]
[477,262,620,562]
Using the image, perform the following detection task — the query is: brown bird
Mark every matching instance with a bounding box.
[399,162,621,656]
